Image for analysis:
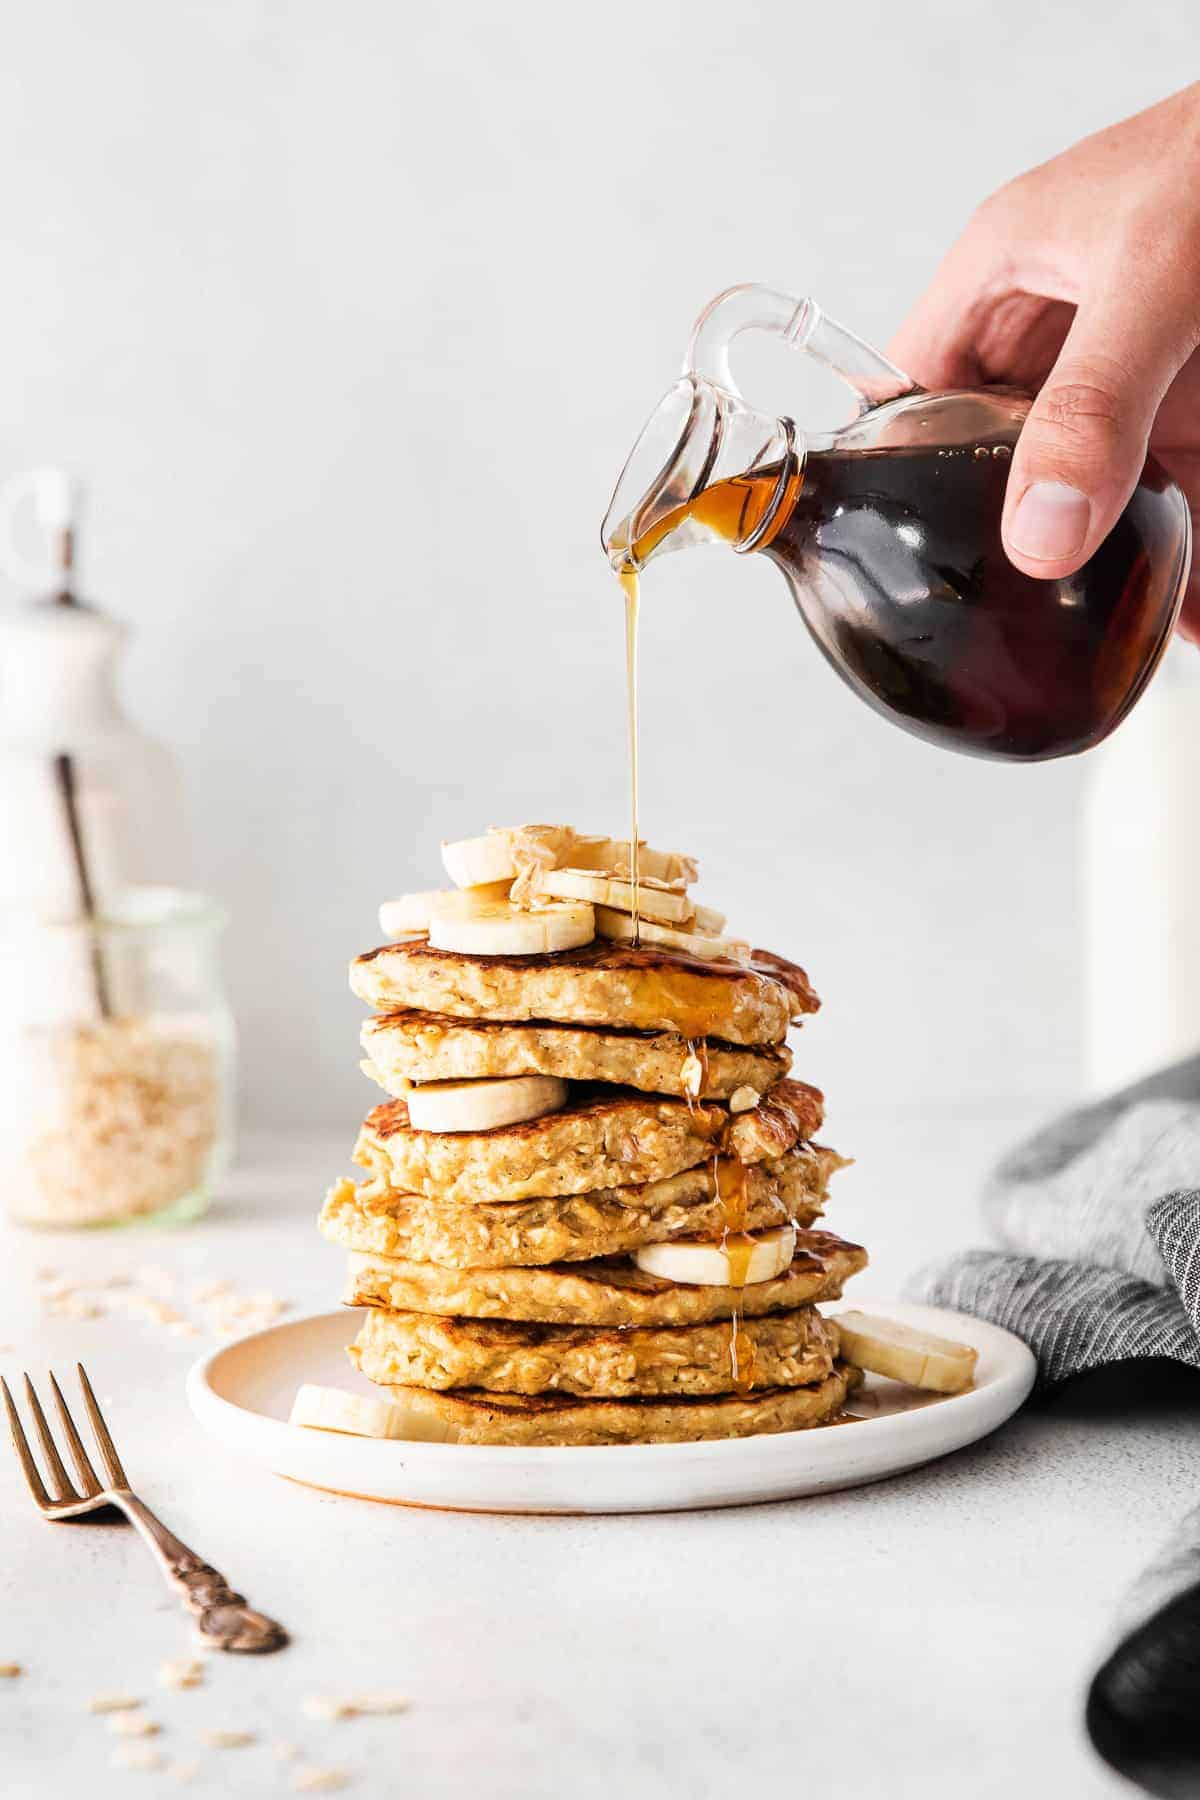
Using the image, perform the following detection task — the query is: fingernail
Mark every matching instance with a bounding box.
[1009,481,1091,562]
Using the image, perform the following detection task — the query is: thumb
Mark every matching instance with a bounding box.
[1003,300,1185,578]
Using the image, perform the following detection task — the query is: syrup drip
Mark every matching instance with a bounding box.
[679,1038,711,1115]
[715,1156,751,1232]
[621,966,738,1040]
[714,1155,756,1394]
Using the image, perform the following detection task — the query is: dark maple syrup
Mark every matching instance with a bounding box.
[773,439,1188,759]
[616,438,1188,761]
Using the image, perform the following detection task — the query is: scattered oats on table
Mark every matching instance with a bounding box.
[88,1692,141,1713]
[352,1693,410,1717]
[200,1728,256,1749]
[303,1691,409,1722]
[302,1696,358,1722]
[291,1768,353,1794]
[0,1663,22,1679]
[159,1658,204,1690]
[108,1711,160,1737]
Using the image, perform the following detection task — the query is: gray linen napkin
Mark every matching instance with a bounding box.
[906,1054,1200,1797]
[908,1054,1200,1383]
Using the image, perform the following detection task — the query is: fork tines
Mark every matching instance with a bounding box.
[3,1365,125,1511]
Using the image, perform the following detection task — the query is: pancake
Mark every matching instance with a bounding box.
[348,1302,839,1398]
[344,1228,867,1326]
[363,1364,861,1445]
[360,1010,793,1101]
[320,1143,842,1267]
[352,1082,823,1207]
[350,939,816,1045]
[354,1089,725,1204]
[353,1089,720,1205]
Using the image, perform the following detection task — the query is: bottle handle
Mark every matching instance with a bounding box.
[686,284,918,415]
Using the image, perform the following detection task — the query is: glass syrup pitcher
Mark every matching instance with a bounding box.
[601,285,1192,760]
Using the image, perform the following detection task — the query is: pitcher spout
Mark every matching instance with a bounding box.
[600,374,800,574]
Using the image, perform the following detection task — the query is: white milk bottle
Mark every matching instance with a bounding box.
[1082,643,1200,1092]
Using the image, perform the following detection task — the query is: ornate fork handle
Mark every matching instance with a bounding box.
[119,1494,288,1652]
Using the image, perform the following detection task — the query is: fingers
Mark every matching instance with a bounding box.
[886,178,1077,388]
[886,230,1000,389]
[1003,288,1198,577]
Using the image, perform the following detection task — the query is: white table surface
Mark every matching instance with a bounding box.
[2,1110,1194,1800]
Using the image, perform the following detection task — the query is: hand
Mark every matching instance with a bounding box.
[889,83,1200,640]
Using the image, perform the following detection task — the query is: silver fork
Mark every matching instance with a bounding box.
[3,1365,287,1653]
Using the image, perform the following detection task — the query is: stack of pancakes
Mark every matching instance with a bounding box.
[318,829,867,1445]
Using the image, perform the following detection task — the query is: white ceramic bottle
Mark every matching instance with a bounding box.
[1082,642,1200,1093]
[0,469,189,927]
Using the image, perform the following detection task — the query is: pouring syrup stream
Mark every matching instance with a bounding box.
[619,566,641,942]
[616,545,758,1389]
[612,467,799,945]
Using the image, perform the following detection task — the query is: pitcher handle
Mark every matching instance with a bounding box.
[686,284,918,415]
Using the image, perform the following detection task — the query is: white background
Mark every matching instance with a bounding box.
[0,0,1193,1131]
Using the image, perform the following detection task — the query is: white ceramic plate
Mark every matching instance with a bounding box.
[187,1300,1034,1515]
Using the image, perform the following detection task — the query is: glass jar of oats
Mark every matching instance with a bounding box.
[0,888,235,1228]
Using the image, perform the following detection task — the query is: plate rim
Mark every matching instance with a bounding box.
[186,1296,1036,1472]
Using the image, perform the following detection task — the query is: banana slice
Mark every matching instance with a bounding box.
[441,834,519,889]
[534,868,692,924]
[442,824,701,905]
[428,893,595,956]
[635,1223,797,1288]
[380,883,510,938]
[406,1074,567,1133]
[833,1312,978,1393]
[572,837,699,887]
[593,906,751,966]
[502,826,698,887]
[290,1384,458,1442]
[501,826,580,903]
[379,891,441,936]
